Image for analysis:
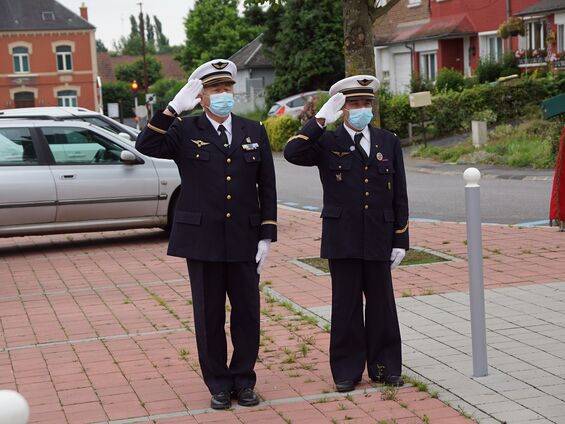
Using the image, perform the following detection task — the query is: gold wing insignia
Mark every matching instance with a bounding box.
[357,78,372,86]
[212,61,228,70]
[331,151,351,157]
[191,139,210,148]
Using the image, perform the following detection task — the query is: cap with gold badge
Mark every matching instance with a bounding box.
[189,59,237,87]
[329,75,380,101]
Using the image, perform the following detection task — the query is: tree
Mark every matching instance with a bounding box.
[115,56,163,89]
[246,0,402,125]
[264,0,344,105]
[96,39,108,52]
[153,16,173,53]
[178,0,262,73]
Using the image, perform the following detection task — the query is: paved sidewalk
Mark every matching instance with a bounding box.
[1,206,564,423]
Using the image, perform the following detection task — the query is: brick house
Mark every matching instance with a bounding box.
[96,52,185,84]
[374,0,553,93]
[0,0,98,110]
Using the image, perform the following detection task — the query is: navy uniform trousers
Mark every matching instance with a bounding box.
[284,118,409,382]
[136,111,277,395]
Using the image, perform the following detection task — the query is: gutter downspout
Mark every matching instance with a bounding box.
[405,41,415,84]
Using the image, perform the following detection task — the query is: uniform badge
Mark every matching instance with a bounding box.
[336,173,342,182]
[357,78,373,86]
[349,145,355,152]
[376,152,384,161]
[242,142,259,151]
[191,139,210,148]
[212,61,228,70]
[331,151,351,157]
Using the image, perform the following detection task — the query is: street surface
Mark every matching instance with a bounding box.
[274,152,555,226]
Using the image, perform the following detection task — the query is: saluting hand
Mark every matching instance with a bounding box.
[315,93,345,126]
[390,248,406,270]
[256,239,271,274]
[168,79,203,114]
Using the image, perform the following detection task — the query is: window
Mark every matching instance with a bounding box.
[482,34,504,61]
[527,20,547,50]
[0,128,37,165]
[558,24,565,52]
[12,47,30,73]
[56,45,73,71]
[408,0,421,6]
[43,127,125,164]
[14,92,35,108]
[420,52,437,80]
[57,90,77,107]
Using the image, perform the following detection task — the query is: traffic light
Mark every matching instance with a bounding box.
[131,80,139,93]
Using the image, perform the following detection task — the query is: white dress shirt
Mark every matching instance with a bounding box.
[206,113,232,146]
[344,124,370,157]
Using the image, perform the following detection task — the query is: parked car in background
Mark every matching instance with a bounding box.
[0,107,139,141]
[267,91,328,118]
[0,119,180,237]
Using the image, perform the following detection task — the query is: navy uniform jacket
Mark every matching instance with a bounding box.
[284,118,409,261]
[136,111,277,262]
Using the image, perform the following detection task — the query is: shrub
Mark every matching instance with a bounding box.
[476,57,503,83]
[263,115,301,152]
[101,81,136,118]
[410,74,434,93]
[472,109,497,124]
[500,52,520,77]
[380,94,416,138]
[435,68,465,92]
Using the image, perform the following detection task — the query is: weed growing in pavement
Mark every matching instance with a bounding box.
[422,415,430,424]
[287,371,302,378]
[401,289,413,298]
[381,386,398,401]
[178,348,189,361]
[149,292,180,321]
[331,419,339,424]
[283,352,296,364]
[399,401,408,408]
[344,394,353,402]
[322,323,331,333]
[430,390,439,398]
[338,402,347,410]
[301,363,315,370]
[276,411,292,424]
[422,288,434,296]
[456,405,475,420]
[299,342,310,357]
[123,299,130,304]
[186,299,192,305]
[315,396,329,402]
[442,241,450,244]
[304,378,314,383]
[344,416,353,421]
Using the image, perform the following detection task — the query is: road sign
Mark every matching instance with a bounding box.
[146,93,156,104]
[107,103,119,118]
[135,105,148,119]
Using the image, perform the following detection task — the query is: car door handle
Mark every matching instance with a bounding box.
[60,174,77,180]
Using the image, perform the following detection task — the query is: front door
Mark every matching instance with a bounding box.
[40,125,160,223]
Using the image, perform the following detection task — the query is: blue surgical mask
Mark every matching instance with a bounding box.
[209,92,235,117]
[347,107,373,130]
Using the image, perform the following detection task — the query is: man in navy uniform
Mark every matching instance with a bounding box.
[136,59,277,409]
[284,75,409,392]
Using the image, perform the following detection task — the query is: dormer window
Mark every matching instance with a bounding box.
[42,11,55,21]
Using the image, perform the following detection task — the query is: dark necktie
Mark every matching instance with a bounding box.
[354,132,368,162]
[218,124,229,148]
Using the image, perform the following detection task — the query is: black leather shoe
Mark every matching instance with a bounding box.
[335,380,356,392]
[372,375,405,386]
[210,391,231,410]
[236,388,260,407]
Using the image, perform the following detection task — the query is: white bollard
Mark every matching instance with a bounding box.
[0,390,30,424]
[464,167,488,377]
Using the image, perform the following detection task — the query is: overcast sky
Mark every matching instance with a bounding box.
[57,0,195,50]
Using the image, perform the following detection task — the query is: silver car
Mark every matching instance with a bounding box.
[267,91,328,118]
[0,120,181,237]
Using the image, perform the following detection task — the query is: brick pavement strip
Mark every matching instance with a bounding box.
[1,206,564,423]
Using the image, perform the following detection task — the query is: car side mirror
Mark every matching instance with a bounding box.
[118,132,132,140]
[120,150,139,163]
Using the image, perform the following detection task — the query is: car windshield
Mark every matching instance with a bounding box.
[268,104,281,115]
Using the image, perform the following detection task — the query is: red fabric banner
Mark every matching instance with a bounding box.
[549,125,565,230]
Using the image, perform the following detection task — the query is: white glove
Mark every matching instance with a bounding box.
[390,248,406,270]
[255,239,271,274]
[315,93,345,125]
[168,79,203,114]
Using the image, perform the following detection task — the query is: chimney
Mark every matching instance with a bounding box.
[79,2,88,21]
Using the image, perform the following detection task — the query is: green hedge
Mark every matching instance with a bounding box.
[263,115,302,152]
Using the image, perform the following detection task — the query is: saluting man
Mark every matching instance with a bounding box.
[284,75,409,392]
[136,59,277,410]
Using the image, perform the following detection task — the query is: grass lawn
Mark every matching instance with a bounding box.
[412,119,562,168]
[299,249,448,273]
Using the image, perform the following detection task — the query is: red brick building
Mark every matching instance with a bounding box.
[374,0,563,93]
[0,0,98,110]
